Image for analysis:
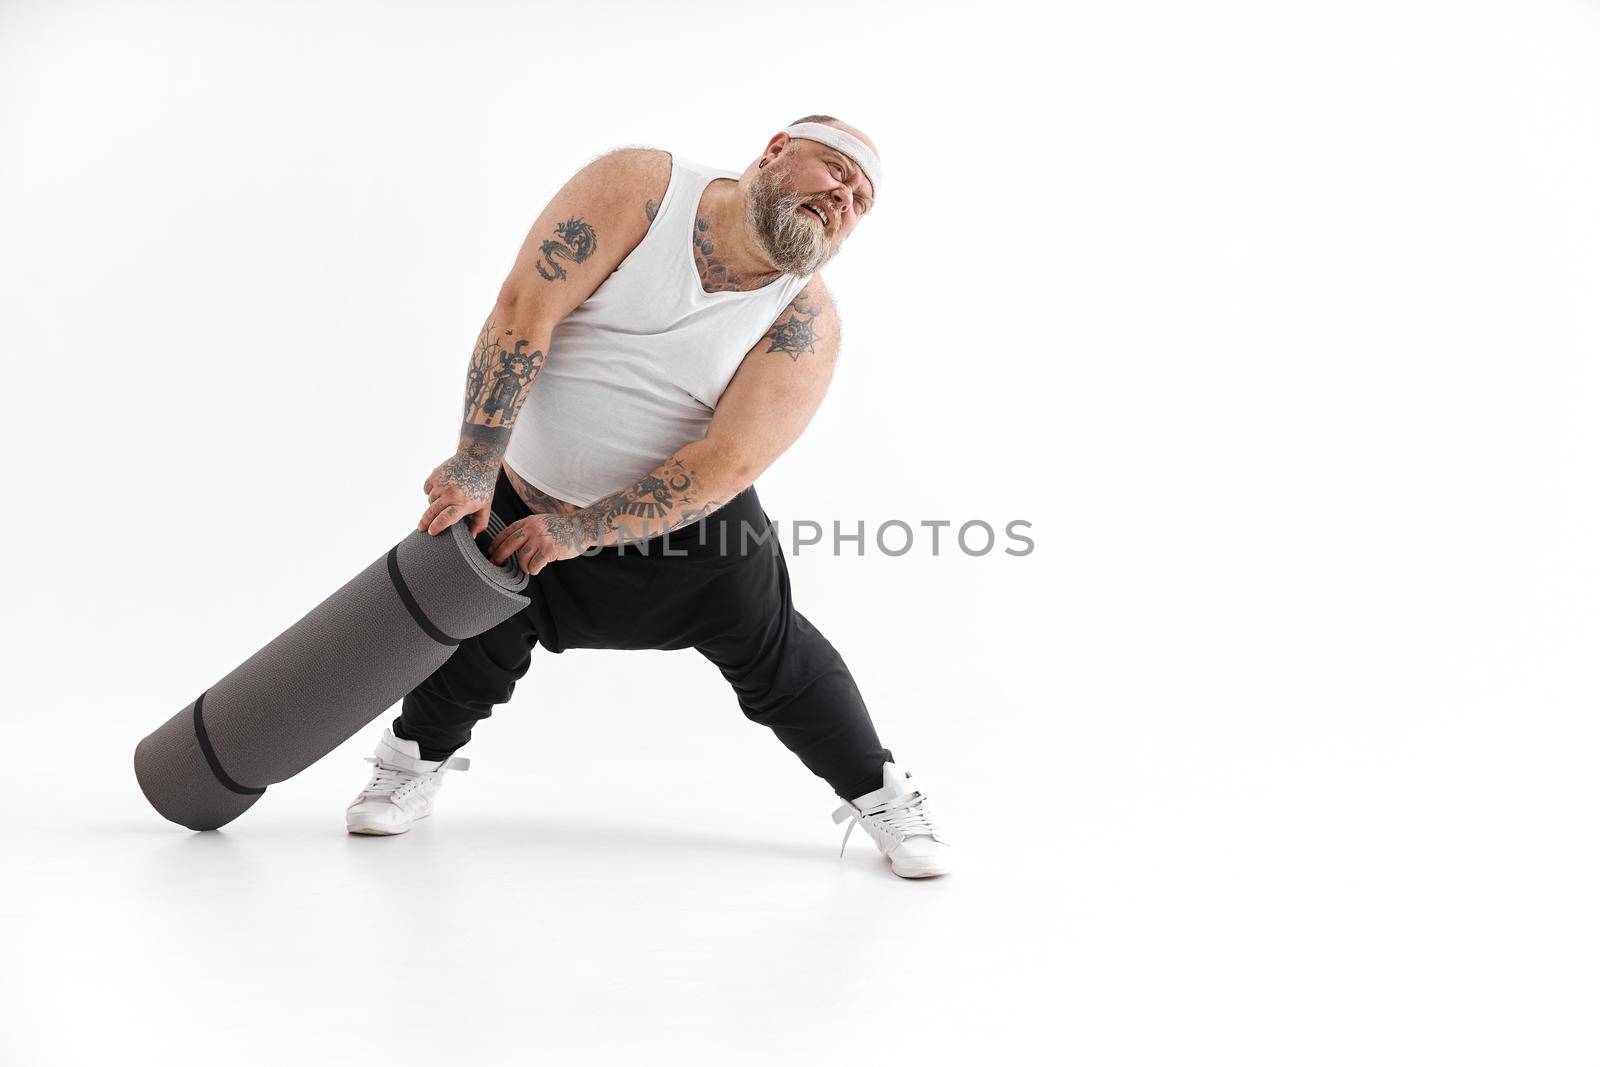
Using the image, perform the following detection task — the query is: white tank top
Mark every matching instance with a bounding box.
[504,153,812,507]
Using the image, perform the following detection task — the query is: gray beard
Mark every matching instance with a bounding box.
[745,163,840,276]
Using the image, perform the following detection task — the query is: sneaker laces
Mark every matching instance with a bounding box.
[358,758,427,802]
[834,789,941,857]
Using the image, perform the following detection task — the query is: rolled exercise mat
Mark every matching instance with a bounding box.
[135,513,530,830]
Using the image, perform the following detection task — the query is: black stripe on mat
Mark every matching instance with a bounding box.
[386,545,460,647]
[192,691,266,796]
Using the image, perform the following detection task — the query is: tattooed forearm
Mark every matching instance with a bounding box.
[457,421,511,463]
[560,456,730,550]
[762,292,819,361]
[463,317,546,427]
[448,315,548,495]
[535,217,598,282]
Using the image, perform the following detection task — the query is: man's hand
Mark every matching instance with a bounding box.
[418,454,496,537]
[487,514,587,575]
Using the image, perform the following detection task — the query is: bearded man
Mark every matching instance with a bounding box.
[345,116,951,879]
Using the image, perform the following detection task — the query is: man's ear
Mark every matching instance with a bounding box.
[761,132,792,167]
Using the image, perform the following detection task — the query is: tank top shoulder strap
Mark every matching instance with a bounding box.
[656,154,724,230]
[625,153,713,276]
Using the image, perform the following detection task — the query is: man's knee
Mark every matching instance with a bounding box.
[708,610,858,720]
[407,617,536,712]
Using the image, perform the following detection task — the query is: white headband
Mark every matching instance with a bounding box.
[781,122,882,199]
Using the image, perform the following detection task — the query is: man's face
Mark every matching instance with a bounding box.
[746,140,875,276]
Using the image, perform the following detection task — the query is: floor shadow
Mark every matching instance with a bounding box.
[389,813,835,865]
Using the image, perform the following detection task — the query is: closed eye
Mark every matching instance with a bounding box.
[825,152,871,214]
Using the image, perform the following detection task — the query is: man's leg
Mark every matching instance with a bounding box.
[391,465,543,761]
[346,609,539,834]
[695,548,893,802]
[695,569,953,876]
[392,606,541,761]
[347,466,543,833]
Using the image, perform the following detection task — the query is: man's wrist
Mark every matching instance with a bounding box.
[536,511,598,554]
[438,421,509,498]
[456,421,510,464]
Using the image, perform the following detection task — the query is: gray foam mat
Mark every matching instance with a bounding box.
[134,514,530,830]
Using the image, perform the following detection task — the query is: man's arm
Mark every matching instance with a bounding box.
[487,277,841,573]
[419,148,672,536]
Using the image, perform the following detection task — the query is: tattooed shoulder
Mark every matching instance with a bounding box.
[761,284,834,362]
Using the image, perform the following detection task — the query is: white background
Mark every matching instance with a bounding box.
[3,0,1598,1063]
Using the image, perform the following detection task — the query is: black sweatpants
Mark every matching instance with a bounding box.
[394,468,893,802]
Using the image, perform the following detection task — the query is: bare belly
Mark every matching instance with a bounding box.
[501,460,581,515]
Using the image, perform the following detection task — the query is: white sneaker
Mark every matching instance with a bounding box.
[344,727,469,836]
[832,762,952,878]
